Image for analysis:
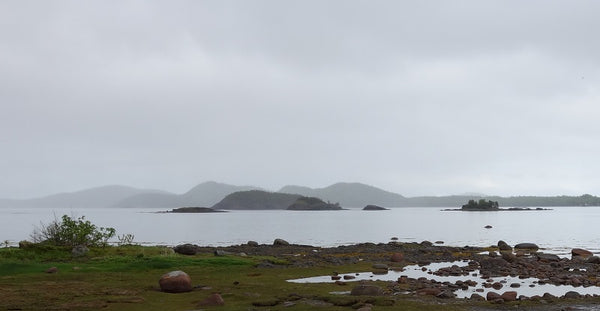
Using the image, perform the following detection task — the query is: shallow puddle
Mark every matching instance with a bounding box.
[287,260,600,299]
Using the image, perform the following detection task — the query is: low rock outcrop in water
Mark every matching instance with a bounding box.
[168,207,225,213]
[287,196,343,211]
[363,205,389,211]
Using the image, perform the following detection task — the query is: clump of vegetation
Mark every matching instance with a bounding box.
[287,196,342,210]
[31,214,116,247]
[461,199,499,211]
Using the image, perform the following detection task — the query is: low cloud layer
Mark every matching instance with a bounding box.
[1,1,599,198]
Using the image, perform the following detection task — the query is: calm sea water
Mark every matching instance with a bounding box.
[1,207,599,256]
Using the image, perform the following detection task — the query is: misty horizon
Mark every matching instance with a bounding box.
[2,1,599,199]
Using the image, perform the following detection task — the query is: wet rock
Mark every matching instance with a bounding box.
[343,275,355,280]
[536,253,560,262]
[470,293,485,301]
[501,251,517,263]
[273,238,289,246]
[484,225,493,229]
[45,267,58,273]
[71,245,89,257]
[331,275,341,280]
[572,248,593,259]
[497,240,512,251]
[564,291,581,299]
[510,283,521,288]
[173,243,197,255]
[390,253,404,262]
[486,291,501,301]
[436,290,456,299]
[492,282,503,290]
[587,256,600,264]
[514,243,539,251]
[198,293,225,306]
[501,291,518,302]
[159,270,192,293]
[350,285,383,296]
[247,241,259,247]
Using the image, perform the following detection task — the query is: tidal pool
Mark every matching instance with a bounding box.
[288,260,600,299]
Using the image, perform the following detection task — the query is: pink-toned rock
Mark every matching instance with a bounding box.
[572,248,593,259]
[486,291,501,301]
[198,293,225,306]
[501,291,518,302]
[390,253,404,262]
[45,267,58,273]
[159,270,192,293]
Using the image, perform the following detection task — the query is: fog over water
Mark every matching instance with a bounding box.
[2,1,600,199]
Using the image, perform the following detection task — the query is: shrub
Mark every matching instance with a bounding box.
[31,215,116,247]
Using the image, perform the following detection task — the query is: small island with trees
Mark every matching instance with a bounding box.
[462,199,500,211]
[442,199,551,211]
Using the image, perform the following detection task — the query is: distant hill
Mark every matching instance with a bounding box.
[114,181,262,208]
[212,190,301,210]
[0,185,166,209]
[279,182,407,207]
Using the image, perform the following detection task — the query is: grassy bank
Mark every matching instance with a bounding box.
[0,244,488,311]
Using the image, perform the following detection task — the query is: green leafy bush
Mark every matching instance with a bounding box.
[31,215,116,247]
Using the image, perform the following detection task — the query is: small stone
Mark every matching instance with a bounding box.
[198,293,225,306]
[45,267,58,273]
[390,253,404,262]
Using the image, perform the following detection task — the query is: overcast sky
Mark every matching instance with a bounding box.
[1,1,599,199]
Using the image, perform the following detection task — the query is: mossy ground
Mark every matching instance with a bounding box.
[1,245,598,311]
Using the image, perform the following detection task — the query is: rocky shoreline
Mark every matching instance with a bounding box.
[173,239,600,307]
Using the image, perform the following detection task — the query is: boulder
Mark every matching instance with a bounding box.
[273,238,289,246]
[470,293,485,301]
[19,240,33,249]
[514,243,539,251]
[350,285,384,296]
[497,240,512,251]
[71,245,89,257]
[173,244,197,255]
[484,225,493,229]
[501,291,518,302]
[536,253,560,262]
[564,291,581,299]
[159,270,192,293]
[247,241,259,247]
[572,248,593,259]
[390,253,404,262]
[501,251,517,263]
[486,291,501,301]
[198,293,225,306]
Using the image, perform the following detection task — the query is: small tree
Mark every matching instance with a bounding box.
[31,215,116,247]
